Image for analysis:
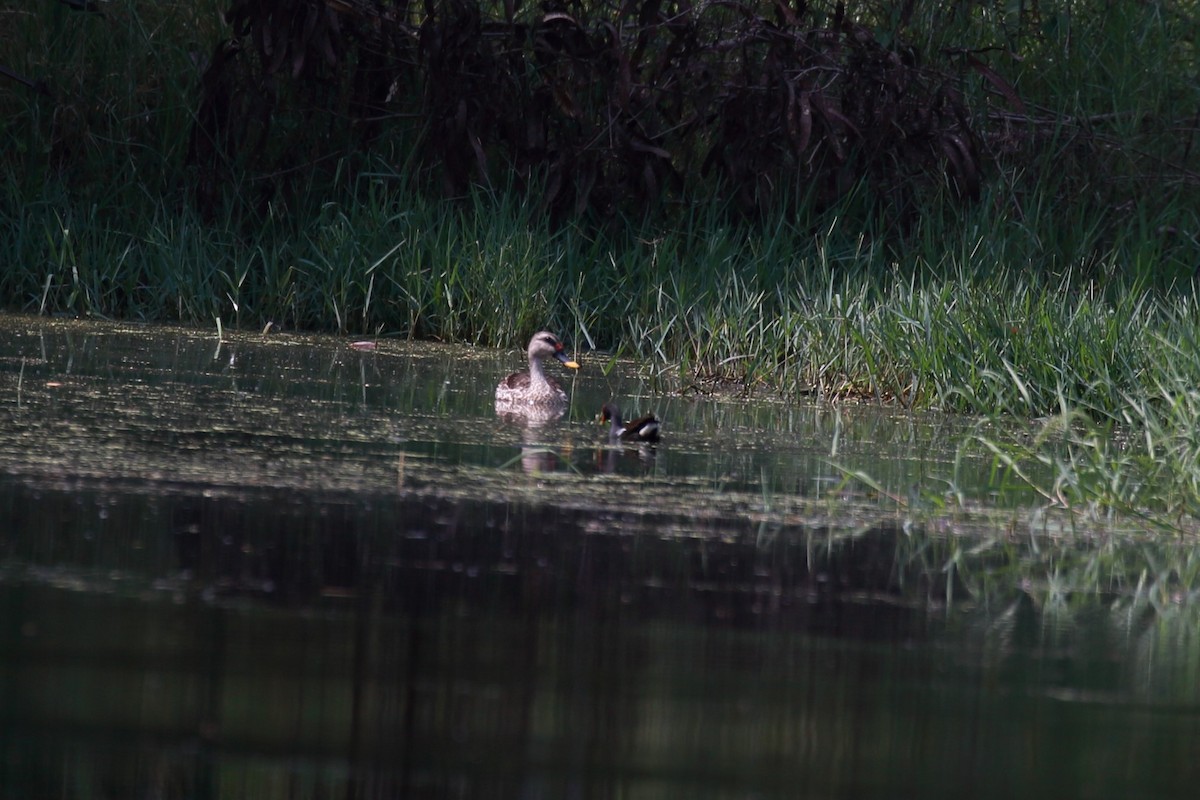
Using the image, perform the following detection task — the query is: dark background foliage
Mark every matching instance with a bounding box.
[188,0,1010,224]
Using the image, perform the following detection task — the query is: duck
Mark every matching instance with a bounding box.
[600,402,661,443]
[495,331,580,411]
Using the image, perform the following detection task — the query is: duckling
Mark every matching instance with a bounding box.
[600,402,661,443]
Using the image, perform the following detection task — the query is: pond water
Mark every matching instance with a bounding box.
[0,314,1198,799]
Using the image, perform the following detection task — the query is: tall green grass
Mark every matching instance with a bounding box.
[6,165,1198,417]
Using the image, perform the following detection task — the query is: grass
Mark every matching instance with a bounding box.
[4,162,1199,412]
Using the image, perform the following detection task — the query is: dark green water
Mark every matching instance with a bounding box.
[0,314,1197,799]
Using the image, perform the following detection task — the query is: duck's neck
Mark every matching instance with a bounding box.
[528,355,550,389]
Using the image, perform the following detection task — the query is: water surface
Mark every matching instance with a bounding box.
[0,314,1197,799]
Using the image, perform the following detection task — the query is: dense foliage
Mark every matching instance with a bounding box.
[188,0,995,224]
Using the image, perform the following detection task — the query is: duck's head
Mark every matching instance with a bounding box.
[529,331,580,369]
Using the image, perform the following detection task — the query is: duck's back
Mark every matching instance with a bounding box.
[496,370,532,394]
[495,370,567,405]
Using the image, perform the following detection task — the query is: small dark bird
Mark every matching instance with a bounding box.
[600,402,661,443]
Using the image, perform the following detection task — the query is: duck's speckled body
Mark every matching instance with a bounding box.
[495,332,580,413]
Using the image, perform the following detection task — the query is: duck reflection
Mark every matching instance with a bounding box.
[497,411,573,474]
